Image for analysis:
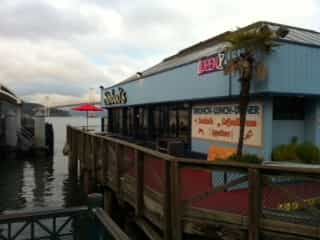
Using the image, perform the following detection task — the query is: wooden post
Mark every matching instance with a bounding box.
[103,141,109,186]
[104,188,114,215]
[79,132,85,178]
[68,128,78,177]
[90,135,97,189]
[68,127,73,171]
[73,131,78,177]
[163,161,172,240]
[135,150,144,217]
[88,135,96,193]
[248,168,261,240]
[84,133,94,194]
[83,171,90,195]
[171,160,182,240]
[66,126,70,145]
[97,137,104,185]
[115,144,123,194]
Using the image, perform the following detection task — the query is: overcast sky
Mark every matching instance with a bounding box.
[1,0,320,105]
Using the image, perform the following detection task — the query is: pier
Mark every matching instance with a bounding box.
[67,125,320,240]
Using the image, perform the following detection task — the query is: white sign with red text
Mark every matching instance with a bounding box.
[192,103,263,147]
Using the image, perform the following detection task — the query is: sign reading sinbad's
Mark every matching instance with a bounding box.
[103,87,127,106]
[192,103,263,147]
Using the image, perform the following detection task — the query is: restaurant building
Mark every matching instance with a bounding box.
[101,21,320,161]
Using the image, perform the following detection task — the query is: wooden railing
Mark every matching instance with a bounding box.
[67,125,320,240]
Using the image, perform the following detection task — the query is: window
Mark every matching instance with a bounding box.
[109,103,191,148]
[110,108,121,133]
[178,109,190,144]
[273,97,305,120]
[169,107,177,137]
[153,108,160,138]
[127,108,134,136]
[138,107,149,138]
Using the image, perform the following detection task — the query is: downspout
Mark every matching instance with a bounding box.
[228,50,232,96]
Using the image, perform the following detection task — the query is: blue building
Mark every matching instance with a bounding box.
[101,21,320,161]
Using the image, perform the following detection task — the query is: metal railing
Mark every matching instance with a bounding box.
[0,206,130,240]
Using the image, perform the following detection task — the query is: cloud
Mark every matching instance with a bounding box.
[0,0,319,105]
[0,0,122,40]
[0,38,110,95]
[23,90,100,106]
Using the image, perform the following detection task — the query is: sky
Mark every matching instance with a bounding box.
[1,0,320,106]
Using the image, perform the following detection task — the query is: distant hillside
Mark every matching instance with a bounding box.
[49,108,71,117]
[22,102,42,116]
[22,102,71,117]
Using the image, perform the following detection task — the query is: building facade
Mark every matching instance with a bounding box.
[0,84,22,148]
[101,21,320,161]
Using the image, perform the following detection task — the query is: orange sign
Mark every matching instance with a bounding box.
[207,145,236,161]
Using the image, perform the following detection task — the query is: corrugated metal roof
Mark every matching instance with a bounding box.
[110,21,320,88]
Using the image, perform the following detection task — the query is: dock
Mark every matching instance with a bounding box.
[66,125,320,240]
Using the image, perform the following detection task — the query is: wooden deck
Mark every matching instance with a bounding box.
[66,126,320,240]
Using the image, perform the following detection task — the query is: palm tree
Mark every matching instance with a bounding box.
[224,23,289,158]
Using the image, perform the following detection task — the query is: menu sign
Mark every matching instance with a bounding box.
[192,103,263,147]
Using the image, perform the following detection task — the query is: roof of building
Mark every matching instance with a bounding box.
[109,21,320,88]
[0,84,22,105]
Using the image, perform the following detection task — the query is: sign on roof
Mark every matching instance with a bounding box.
[103,87,127,106]
[197,53,225,75]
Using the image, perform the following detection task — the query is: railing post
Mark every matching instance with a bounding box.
[83,134,90,194]
[97,137,104,185]
[66,125,70,146]
[115,144,123,194]
[90,135,97,189]
[163,160,172,240]
[74,130,79,176]
[69,129,78,177]
[87,135,96,193]
[104,187,115,215]
[248,168,261,240]
[67,126,73,171]
[68,127,77,177]
[80,131,86,177]
[135,150,144,217]
[171,160,182,240]
[103,140,109,185]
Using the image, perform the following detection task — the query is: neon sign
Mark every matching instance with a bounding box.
[197,53,225,75]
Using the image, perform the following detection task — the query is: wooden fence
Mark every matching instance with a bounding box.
[67,125,320,240]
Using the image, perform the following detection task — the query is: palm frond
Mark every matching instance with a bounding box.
[256,62,268,81]
[224,24,286,53]
[224,58,240,75]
